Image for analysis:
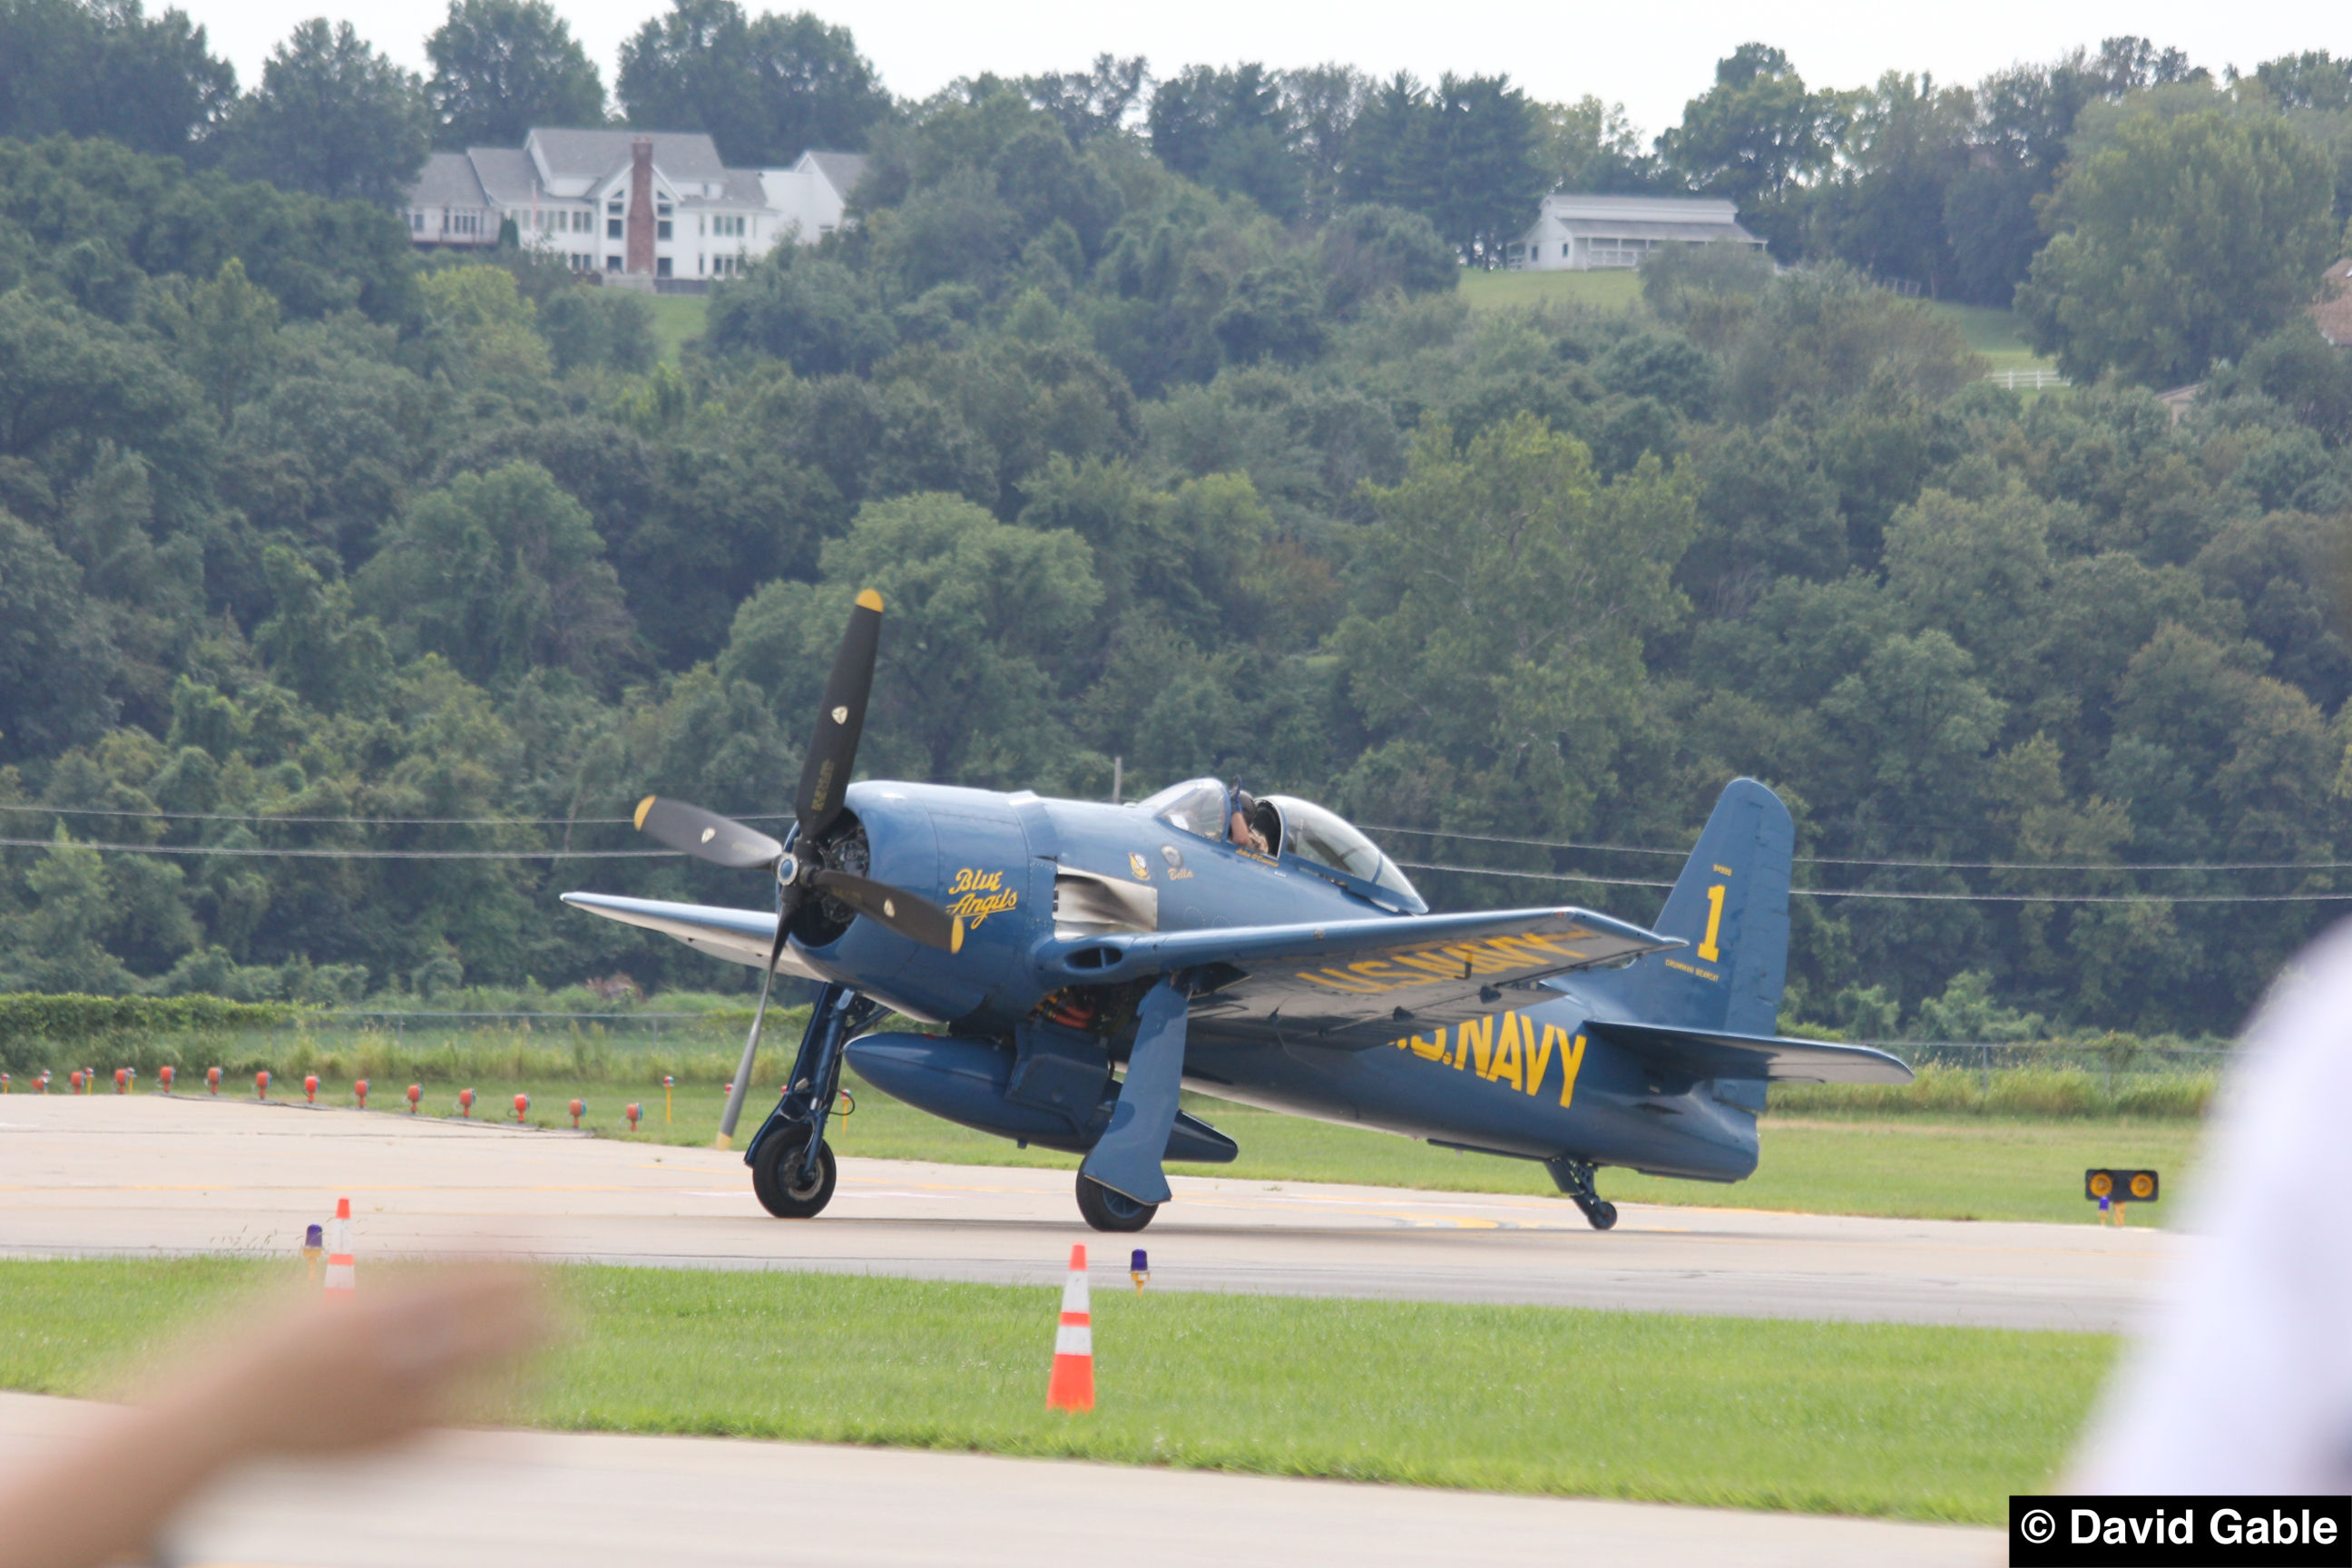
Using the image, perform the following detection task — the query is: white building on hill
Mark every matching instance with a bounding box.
[1507,193,1763,271]
[405,128,867,289]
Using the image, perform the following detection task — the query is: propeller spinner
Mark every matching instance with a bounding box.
[629,588,961,1146]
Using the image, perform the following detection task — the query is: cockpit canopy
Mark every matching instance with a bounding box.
[1134,778,1425,911]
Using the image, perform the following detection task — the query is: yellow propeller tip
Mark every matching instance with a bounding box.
[950,918,965,955]
[855,588,884,612]
[632,796,656,830]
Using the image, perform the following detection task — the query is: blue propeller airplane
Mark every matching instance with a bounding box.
[564,591,1913,1233]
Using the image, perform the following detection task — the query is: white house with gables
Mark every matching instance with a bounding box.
[405,128,867,289]
[1507,193,1763,271]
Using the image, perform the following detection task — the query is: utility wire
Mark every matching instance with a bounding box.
[1368,823,2352,874]
[10,804,2343,875]
[0,803,791,827]
[0,837,680,860]
[1390,859,2352,905]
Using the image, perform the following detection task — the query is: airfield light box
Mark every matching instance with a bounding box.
[2085,1169,2160,1203]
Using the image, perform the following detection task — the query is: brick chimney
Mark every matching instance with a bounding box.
[625,137,656,275]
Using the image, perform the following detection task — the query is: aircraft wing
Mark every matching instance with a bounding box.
[1039,906,1680,1050]
[1584,1019,1915,1084]
[559,892,825,980]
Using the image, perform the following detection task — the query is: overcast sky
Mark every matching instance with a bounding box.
[188,0,2340,140]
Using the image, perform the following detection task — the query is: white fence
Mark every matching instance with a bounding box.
[1985,368,2070,391]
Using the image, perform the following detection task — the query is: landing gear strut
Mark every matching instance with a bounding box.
[744,983,877,1219]
[1546,1155,1619,1231]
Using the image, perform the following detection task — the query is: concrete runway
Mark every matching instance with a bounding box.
[0,1391,2001,1568]
[0,1093,2169,1330]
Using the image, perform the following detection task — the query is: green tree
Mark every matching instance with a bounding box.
[1317,203,1456,315]
[152,257,280,429]
[355,462,636,687]
[1419,74,1545,262]
[1811,73,1972,293]
[618,0,888,166]
[720,492,1102,784]
[419,263,550,379]
[1148,64,1303,223]
[2018,110,2338,385]
[707,249,897,374]
[0,509,120,760]
[217,19,431,205]
[1536,95,1659,194]
[6,832,135,992]
[426,0,605,148]
[1659,44,1847,250]
[1335,416,1695,833]
[0,0,237,156]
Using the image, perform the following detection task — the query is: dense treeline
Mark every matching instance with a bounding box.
[15,0,2352,316]
[5,16,2352,1039]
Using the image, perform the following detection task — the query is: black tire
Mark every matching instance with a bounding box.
[1586,1200,1619,1231]
[1075,1173,1157,1232]
[751,1123,837,1219]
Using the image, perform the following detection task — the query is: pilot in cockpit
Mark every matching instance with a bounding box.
[1227,790,1275,856]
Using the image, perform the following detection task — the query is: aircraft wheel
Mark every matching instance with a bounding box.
[751,1123,837,1219]
[1583,1199,1619,1232]
[1075,1174,1157,1233]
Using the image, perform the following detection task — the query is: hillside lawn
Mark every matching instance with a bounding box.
[0,1257,2108,1524]
[1455,266,2055,376]
[645,292,706,362]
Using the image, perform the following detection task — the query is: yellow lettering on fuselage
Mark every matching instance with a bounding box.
[944,867,1019,928]
[1389,1010,1589,1109]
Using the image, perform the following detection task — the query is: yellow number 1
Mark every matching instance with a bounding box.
[1697,884,1726,962]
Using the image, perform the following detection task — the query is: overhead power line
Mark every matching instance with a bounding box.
[1391,859,2352,906]
[0,837,680,861]
[1368,823,2352,875]
[0,803,790,828]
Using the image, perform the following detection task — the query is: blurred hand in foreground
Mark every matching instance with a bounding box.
[0,1266,549,1568]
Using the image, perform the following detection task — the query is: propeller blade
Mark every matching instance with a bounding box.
[716,890,798,1148]
[796,588,883,839]
[808,868,963,953]
[633,797,785,870]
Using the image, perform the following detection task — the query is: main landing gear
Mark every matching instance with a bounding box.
[745,984,876,1220]
[1075,1173,1158,1232]
[1547,1155,1619,1231]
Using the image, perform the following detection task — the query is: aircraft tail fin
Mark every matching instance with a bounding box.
[1582,779,1792,1039]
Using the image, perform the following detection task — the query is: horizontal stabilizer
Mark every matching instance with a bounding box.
[560,892,822,980]
[1585,1019,1915,1084]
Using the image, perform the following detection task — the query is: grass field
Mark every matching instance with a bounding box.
[108,1072,2204,1227]
[1457,267,1644,311]
[1453,267,2059,379]
[0,1258,2108,1522]
[645,294,707,362]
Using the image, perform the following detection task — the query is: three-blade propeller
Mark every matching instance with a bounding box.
[629,589,961,1147]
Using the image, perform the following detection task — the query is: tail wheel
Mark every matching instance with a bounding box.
[1075,1174,1157,1233]
[751,1123,837,1219]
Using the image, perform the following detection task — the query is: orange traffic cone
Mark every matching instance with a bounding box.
[1045,1243,1093,1412]
[323,1197,356,1300]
